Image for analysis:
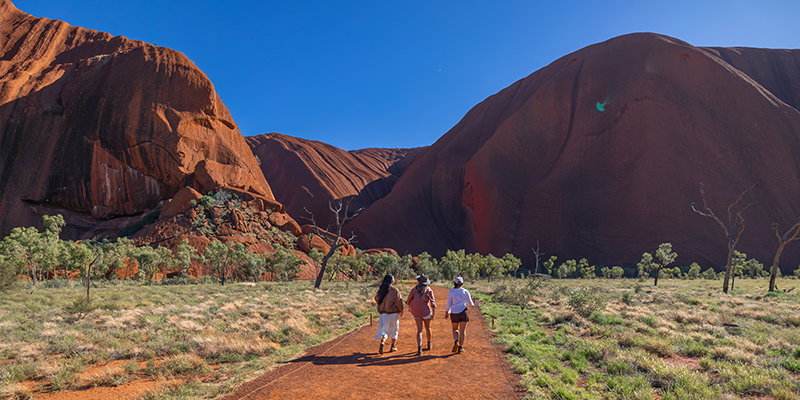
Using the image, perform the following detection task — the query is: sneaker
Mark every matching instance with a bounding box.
[427,341,432,351]
[379,342,384,355]
[390,346,398,352]
[457,346,464,354]
[452,341,459,353]
[417,346,422,356]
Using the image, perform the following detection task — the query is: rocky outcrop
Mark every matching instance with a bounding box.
[247,133,425,227]
[347,33,800,271]
[0,0,282,238]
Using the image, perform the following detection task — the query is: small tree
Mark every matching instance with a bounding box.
[691,182,757,293]
[542,256,557,275]
[611,266,624,279]
[303,199,363,289]
[769,217,800,292]
[531,241,544,275]
[578,259,595,279]
[556,260,577,279]
[638,243,678,286]
[175,239,201,278]
[268,243,302,282]
[687,263,701,279]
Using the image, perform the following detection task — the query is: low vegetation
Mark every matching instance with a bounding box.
[480,277,800,399]
[0,280,373,399]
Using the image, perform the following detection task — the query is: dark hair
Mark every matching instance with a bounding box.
[453,282,463,288]
[415,284,425,294]
[376,274,394,304]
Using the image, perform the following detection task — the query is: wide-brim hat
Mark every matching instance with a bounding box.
[416,274,431,285]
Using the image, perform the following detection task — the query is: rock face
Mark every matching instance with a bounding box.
[247,133,425,227]
[347,33,800,271]
[0,0,282,238]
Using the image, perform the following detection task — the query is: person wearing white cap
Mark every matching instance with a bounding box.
[444,276,474,354]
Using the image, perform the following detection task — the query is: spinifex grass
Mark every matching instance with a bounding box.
[478,278,800,399]
[0,280,372,399]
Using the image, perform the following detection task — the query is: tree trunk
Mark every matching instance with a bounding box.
[653,268,660,286]
[222,254,229,286]
[86,263,92,301]
[770,243,787,292]
[314,253,331,289]
[722,247,734,293]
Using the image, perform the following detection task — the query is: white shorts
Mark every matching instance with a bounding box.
[374,313,400,340]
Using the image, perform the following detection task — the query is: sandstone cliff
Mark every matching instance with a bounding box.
[247,133,425,228]
[0,0,282,238]
[346,33,800,271]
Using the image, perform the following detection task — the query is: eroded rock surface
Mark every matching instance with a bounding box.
[247,133,425,228]
[347,33,800,271]
[0,0,281,238]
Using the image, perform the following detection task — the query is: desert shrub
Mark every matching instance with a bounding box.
[621,291,633,305]
[0,258,17,291]
[702,267,718,280]
[687,263,701,279]
[567,286,606,317]
[496,277,546,310]
[794,265,800,279]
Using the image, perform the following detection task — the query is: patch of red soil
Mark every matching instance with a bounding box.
[663,355,701,370]
[221,284,524,399]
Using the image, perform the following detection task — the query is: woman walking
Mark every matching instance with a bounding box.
[406,274,436,356]
[445,276,474,354]
[374,273,403,354]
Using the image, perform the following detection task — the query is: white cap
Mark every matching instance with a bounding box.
[454,277,464,284]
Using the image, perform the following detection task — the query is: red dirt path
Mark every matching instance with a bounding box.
[222,284,524,399]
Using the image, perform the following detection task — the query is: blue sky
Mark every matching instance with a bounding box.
[13,0,800,150]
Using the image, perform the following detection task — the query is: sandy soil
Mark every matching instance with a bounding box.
[222,283,523,399]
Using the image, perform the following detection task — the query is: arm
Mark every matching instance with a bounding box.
[466,290,475,307]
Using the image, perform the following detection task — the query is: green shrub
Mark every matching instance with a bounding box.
[567,287,606,318]
[621,291,633,305]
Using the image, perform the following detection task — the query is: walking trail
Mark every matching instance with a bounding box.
[223,283,524,399]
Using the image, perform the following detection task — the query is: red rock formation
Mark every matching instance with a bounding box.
[347,33,800,271]
[247,133,425,227]
[0,0,282,238]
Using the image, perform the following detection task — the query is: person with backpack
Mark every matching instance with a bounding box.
[406,274,437,356]
[374,273,403,354]
[444,276,474,354]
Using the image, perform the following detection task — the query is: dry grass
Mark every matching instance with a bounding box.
[480,276,800,399]
[0,280,372,399]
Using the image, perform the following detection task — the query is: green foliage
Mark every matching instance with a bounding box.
[175,239,201,278]
[578,259,595,279]
[132,245,173,282]
[495,276,546,310]
[268,243,302,282]
[415,252,441,281]
[687,263,701,279]
[621,291,633,305]
[567,286,606,317]
[542,255,557,275]
[638,243,678,286]
[0,214,65,285]
[0,257,17,291]
[556,259,577,279]
[703,267,718,280]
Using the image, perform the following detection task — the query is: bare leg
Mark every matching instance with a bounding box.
[459,321,467,347]
[414,318,423,347]
[423,319,432,342]
[451,322,459,340]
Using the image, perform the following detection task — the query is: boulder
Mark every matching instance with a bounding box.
[160,187,202,220]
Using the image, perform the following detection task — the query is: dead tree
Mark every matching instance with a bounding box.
[691,182,757,293]
[769,217,800,292]
[531,241,543,275]
[303,199,364,289]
